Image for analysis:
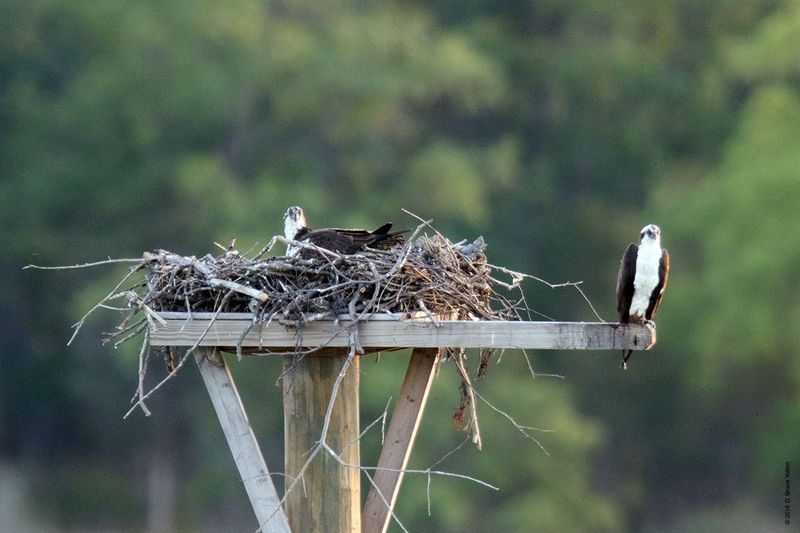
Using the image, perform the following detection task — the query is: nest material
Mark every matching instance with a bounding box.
[139,234,520,325]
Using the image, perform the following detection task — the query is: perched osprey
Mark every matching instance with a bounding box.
[616,224,670,369]
[283,206,406,258]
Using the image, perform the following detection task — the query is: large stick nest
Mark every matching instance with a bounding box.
[137,234,525,325]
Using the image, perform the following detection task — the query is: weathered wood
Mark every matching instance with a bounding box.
[283,351,360,533]
[150,314,655,351]
[362,348,440,533]
[193,348,290,533]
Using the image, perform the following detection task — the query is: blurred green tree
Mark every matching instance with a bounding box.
[0,0,795,530]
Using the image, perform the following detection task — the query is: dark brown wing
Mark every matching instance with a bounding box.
[300,223,407,257]
[365,223,406,249]
[616,243,638,323]
[645,248,669,320]
[301,229,365,255]
[323,223,406,249]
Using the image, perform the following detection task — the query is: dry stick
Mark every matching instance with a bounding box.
[380,396,388,445]
[26,259,155,414]
[252,235,280,260]
[131,330,152,416]
[451,350,482,450]
[23,258,143,270]
[209,278,269,302]
[254,235,345,263]
[317,440,499,533]
[111,321,147,349]
[139,301,169,328]
[68,268,142,345]
[320,446,500,504]
[97,303,133,312]
[486,262,605,376]
[489,264,605,322]
[518,348,565,380]
[123,291,233,419]
[318,347,358,443]
[425,435,472,515]
[362,469,410,533]
[342,397,391,454]
[469,385,551,455]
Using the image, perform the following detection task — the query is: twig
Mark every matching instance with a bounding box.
[452,349,482,449]
[68,268,141,345]
[122,291,233,419]
[23,258,143,270]
[489,264,605,321]
[470,385,552,455]
[362,469,409,533]
[131,331,151,417]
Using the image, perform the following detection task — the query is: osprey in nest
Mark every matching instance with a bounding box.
[283,206,406,258]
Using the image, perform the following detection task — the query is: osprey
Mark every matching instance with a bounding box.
[283,206,406,258]
[615,224,669,369]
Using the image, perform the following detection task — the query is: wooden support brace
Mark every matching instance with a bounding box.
[193,347,290,533]
[362,348,440,533]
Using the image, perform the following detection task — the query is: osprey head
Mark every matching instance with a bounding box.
[283,206,307,240]
[640,224,661,245]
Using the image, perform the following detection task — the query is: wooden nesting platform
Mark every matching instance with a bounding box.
[149,312,655,352]
[148,312,654,533]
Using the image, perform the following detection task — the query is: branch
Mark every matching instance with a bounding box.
[489,264,605,322]
[123,291,234,419]
[23,258,143,270]
[68,268,141,345]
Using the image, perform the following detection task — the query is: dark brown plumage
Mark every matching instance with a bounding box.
[284,206,406,258]
[294,224,405,257]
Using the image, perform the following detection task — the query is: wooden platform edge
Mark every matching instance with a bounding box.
[150,314,656,351]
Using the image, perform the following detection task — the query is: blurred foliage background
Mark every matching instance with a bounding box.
[1,0,798,531]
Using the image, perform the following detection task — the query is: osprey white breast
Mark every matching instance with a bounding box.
[629,233,662,320]
[283,206,307,257]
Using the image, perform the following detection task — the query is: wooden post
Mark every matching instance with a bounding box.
[362,348,440,533]
[193,348,290,533]
[283,351,361,532]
